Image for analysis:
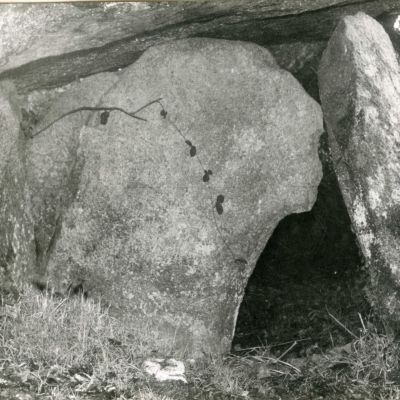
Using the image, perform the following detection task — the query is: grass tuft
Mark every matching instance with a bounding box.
[1,286,400,399]
[0,285,158,395]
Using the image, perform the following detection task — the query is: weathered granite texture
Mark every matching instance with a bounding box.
[28,39,323,356]
[0,1,399,93]
[0,82,35,288]
[319,12,400,327]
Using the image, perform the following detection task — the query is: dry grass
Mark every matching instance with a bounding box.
[1,286,400,399]
[191,316,400,399]
[45,386,176,400]
[0,285,165,395]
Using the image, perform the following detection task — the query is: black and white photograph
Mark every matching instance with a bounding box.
[0,1,400,399]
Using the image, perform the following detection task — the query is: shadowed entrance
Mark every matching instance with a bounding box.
[233,134,370,354]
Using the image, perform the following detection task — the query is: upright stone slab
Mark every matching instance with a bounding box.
[43,38,322,356]
[319,13,400,324]
[0,82,34,289]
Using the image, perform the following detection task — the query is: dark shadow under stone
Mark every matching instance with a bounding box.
[233,133,370,354]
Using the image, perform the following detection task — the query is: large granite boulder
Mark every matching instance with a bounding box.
[0,1,398,93]
[0,82,35,288]
[27,38,323,356]
[319,13,400,326]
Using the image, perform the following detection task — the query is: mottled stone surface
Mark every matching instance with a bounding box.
[0,1,399,93]
[0,82,34,287]
[319,12,400,326]
[26,73,120,283]
[37,39,323,356]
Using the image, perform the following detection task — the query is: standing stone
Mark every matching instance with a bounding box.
[0,82,34,288]
[319,13,400,325]
[42,38,322,356]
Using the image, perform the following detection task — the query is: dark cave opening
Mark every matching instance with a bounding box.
[233,133,371,355]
